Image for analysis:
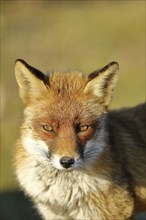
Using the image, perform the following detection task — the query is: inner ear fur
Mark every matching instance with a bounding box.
[15,59,49,105]
[84,62,119,106]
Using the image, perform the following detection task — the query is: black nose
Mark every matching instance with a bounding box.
[60,156,74,169]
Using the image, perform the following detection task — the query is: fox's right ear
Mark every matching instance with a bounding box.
[15,59,49,105]
[84,62,119,107]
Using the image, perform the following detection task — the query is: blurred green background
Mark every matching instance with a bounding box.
[1,1,145,192]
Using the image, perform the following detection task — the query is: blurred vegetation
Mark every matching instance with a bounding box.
[0,1,145,191]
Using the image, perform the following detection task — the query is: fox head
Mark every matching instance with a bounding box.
[15,59,119,170]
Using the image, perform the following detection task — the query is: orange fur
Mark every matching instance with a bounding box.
[14,60,146,220]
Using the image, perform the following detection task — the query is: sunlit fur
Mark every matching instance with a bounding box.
[15,60,146,220]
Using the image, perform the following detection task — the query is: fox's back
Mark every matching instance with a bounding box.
[108,103,146,150]
[107,103,146,212]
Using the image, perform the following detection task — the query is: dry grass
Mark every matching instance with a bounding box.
[1,1,145,191]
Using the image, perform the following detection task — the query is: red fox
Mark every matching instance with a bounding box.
[15,59,146,220]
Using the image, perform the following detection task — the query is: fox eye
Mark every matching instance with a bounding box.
[42,125,54,132]
[79,125,89,132]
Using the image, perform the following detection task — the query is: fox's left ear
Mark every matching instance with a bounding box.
[84,62,119,106]
[15,59,49,105]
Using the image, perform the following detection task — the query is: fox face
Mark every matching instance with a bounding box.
[15,60,119,170]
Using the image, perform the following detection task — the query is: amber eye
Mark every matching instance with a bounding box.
[42,125,54,132]
[79,125,89,132]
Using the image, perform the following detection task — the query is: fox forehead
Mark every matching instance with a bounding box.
[48,71,87,95]
[27,96,104,126]
[25,72,105,122]
[26,92,104,126]
[44,71,87,116]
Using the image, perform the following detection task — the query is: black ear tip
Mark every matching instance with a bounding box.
[15,59,28,65]
[108,61,119,68]
[110,61,118,64]
[102,61,119,72]
[88,61,119,80]
[15,59,30,70]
